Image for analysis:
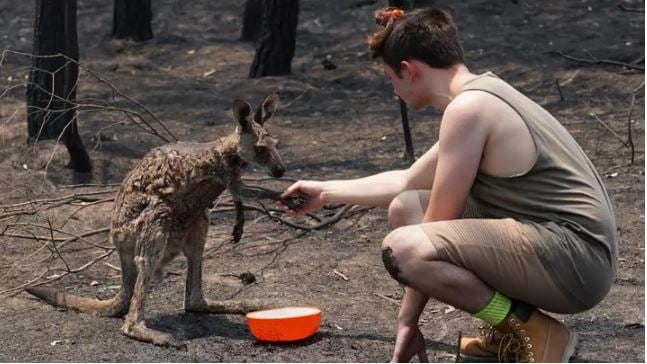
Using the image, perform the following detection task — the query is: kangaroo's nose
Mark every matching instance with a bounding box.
[272,166,285,178]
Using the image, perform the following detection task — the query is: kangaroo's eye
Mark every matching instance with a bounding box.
[254,145,269,155]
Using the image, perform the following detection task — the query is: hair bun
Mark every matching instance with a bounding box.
[375,7,405,27]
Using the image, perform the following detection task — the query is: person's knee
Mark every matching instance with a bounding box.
[388,191,423,228]
[381,227,426,285]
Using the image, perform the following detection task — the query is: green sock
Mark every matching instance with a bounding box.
[474,291,512,325]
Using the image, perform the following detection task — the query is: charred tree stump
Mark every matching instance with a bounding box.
[27,0,92,173]
[241,0,263,42]
[249,0,299,78]
[111,0,153,42]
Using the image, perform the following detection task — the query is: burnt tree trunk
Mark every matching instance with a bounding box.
[389,0,415,162]
[241,0,263,42]
[111,0,153,42]
[389,0,416,8]
[27,0,92,173]
[249,0,299,78]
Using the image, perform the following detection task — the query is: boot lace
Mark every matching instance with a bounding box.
[497,320,535,363]
[478,323,497,345]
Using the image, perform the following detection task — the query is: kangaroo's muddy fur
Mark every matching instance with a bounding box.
[26,91,288,349]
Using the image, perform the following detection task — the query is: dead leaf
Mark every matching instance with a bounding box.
[444,305,456,314]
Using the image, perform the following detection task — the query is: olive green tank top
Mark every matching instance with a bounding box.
[461,72,618,306]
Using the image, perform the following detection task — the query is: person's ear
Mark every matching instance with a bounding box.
[401,61,417,82]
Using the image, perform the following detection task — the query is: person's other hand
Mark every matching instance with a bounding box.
[391,322,429,363]
[278,180,326,217]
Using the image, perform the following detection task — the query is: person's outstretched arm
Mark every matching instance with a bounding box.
[280,142,439,214]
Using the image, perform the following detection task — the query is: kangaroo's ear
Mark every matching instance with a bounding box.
[253,90,280,125]
[232,99,253,129]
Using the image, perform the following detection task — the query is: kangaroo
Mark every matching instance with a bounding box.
[26,91,292,349]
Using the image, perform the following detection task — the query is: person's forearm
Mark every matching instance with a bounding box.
[397,287,429,326]
[319,170,408,207]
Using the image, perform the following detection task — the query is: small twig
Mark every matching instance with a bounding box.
[0,226,110,247]
[627,92,637,164]
[349,0,377,9]
[332,269,349,281]
[1,270,49,296]
[242,176,298,183]
[618,4,644,12]
[1,248,115,296]
[46,219,70,272]
[589,111,626,145]
[59,197,114,229]
[374,292,400,307]
[555,79,564,102]
[0,190,116,210]
[2,50,178,142]
[283,89,310,109]
[58,183,121,189]
[560,70,580,86]
[455,332,462,363]
[550,50,644,71]
[259,203,354,231]
[0,199,68,220]
[104,262,121,272]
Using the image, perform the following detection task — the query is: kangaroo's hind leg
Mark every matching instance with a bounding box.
[107,228,138,318]
[120,210,186,349]
[182,212,266,314]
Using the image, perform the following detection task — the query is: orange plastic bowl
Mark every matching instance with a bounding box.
[246,307,322,342]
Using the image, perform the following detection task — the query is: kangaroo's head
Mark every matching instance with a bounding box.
[231,91,285,178]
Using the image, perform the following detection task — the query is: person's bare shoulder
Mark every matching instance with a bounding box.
[441,91,492,137]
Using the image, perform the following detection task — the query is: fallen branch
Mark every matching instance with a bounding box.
[2,248,115,297]
[259,203,354,231]
[589,111,627,145]
[59,197,114,229]
[374,292,400,307]
[618,4,644,12]
[242,176,298,183]
[549,50,644,71]
[46,219,71,272]
[104,262,121,272]
[0,189,116,210]
[58,183,121,189]
[0,226,111,248]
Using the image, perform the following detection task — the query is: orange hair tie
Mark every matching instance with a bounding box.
[377,8,405,27]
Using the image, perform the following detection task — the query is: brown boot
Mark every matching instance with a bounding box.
[458,324,502,362]
[496,309,578,363]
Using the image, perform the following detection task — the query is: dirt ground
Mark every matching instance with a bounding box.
[0,0,644,362]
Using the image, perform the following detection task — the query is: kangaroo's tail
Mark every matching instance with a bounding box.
[25,286,128,318]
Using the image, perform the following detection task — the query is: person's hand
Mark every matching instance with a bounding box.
[391,322,429,363]
[277,180,327,217]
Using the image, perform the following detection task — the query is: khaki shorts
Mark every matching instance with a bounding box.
[402,190,592,314]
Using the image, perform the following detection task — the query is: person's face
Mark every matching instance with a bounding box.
[383,62,427,110]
